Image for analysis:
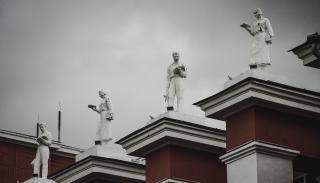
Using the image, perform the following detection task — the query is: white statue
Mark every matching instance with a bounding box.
[241,8,274,70]
[89,91,114,145]
[31,122,52,178]
[164,52,187,112]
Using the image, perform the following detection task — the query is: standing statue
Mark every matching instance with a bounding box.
[31,122,52,178]
[241,8,274,70]
[164,52,187,112]
[88,91,114,145]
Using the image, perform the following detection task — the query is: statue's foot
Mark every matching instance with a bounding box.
[167,106,174,111]
[94,140,102,145]
[101,138,112,145]
[249,64,257,69]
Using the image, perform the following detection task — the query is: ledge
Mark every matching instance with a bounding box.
[220,140,300,164]
[50,156,145,183]
[194,76,320,120]
[116,112,226,157]
[0,129,83,157]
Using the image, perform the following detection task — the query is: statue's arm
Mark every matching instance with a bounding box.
[37,133,52,146]
[166,67,170,94]
[105,99,114,120]
[44,133,52,146]
[265,18,274,43]
[240,23,254,36]
[179,65,187,78]
[89,105,101,113]
[106,99,113,114]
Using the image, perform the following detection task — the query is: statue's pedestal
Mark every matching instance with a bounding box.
[23,177,56,183]
[195,69,320,183]
[117,111,227,183]
[224,69,288,89]
[53,143,145,183]
[75,143,133,162]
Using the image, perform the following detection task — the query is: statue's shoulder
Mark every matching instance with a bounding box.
[261,17,270,23]
[46,131,52,138]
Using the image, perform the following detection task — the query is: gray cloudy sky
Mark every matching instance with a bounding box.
[1,0,319,149]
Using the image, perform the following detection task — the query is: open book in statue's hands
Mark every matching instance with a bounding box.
[88,104,96,109]
[37,136,48,144]
[240,23,251,28]
[106,112,114,120]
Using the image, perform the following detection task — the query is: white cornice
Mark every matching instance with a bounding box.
[158,178,201,183]
[194,76,320,120]
[220,141,300,164]
[116,112,226,157]
[0,129,83,156]
[51,156,145,183]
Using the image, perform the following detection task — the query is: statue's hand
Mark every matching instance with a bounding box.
[240,23,250,28]
[88,105,96,110]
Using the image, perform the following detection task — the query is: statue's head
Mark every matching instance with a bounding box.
[172,52,180,62]
[38,122,47,132]
[99,90,106,98]
[253,8,263,18]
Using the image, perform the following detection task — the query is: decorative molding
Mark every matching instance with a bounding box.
[158,178,201,183]
[0,129,83,157]
[220,141,300,164]
[116,112,226,157]
[50,156,145,183]
[194,77,320,120]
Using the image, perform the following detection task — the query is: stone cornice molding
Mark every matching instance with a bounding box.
[194,77,320,120]
[220,141,300,164]
[0,129,83,157]
[116,112,226,157]
[50,156,145,183]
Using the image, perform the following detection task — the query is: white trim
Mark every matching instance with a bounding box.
[158,178,201,183]
[0,129,83,156]
[220,141,300,164]
[195,77,320,120]
[117,112,226,157]
[51,157,145,183]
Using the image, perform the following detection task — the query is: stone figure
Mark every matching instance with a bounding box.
[164,52,187,112]
[31,122,52,178]
[241,8,274,70]
[88,91,114,145]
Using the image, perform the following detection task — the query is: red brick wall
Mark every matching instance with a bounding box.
[254,107,320,159]
[170,146,227,183]
[226,107,255,150]
[0,141,75,183]
[226,106,320,158]
[146,145,227,183]
[146,146,171,183]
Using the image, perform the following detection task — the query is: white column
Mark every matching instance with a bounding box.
[220,141,299,183]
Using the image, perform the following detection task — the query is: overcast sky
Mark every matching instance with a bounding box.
[0,0,319,149]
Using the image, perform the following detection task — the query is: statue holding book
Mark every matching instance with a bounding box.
[164,52,187,112]
[88,91,114,145]
[31,122,52,179]
[241,8,274,70]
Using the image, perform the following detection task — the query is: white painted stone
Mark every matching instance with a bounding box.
[227,153,258,183]
[23,177,56,183]
[75,143,133,162]
[159,178,201,183]
[224,69,288,89]
[220,141,299,183]
[257,153,293,183]
[147,111,206,126]
[118,111,225,157]
[165,52,187,112]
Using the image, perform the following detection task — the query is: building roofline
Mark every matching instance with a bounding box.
[0,129,83,156]
[193,77,320,107]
